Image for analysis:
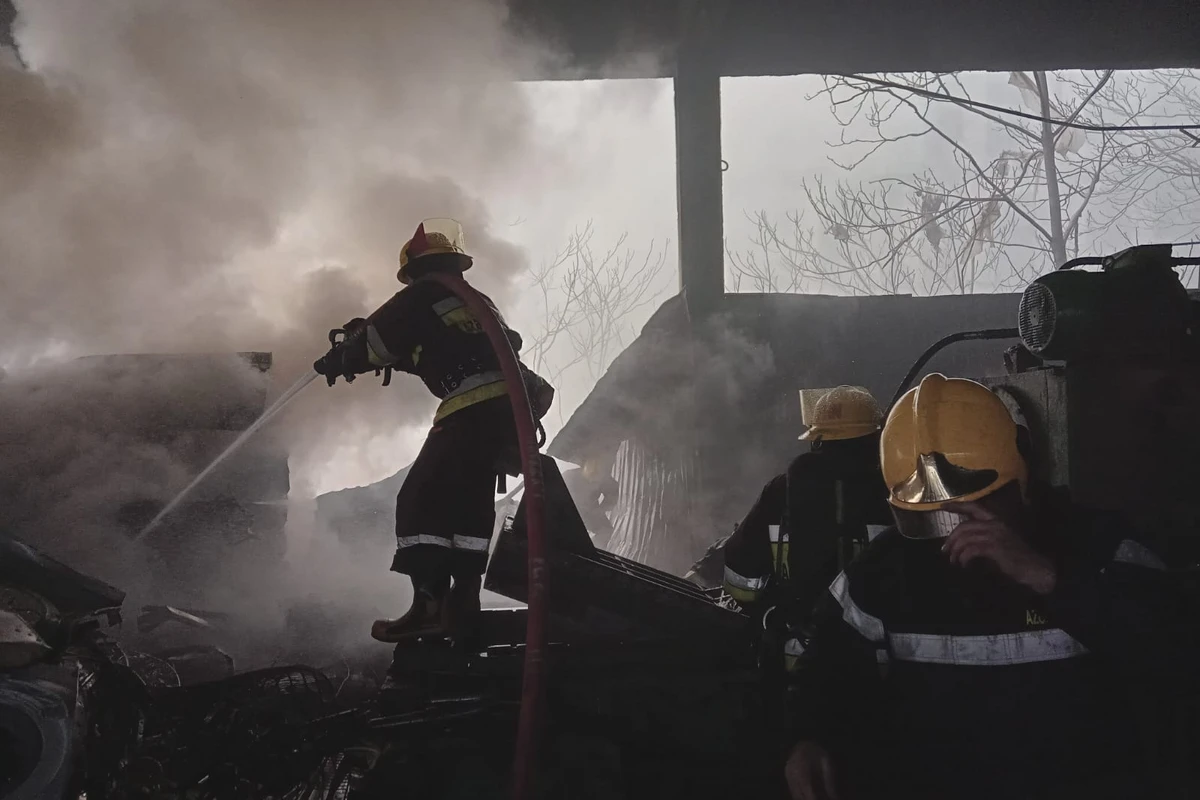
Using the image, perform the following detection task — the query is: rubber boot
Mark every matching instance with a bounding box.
[444,575,483,643]
[371,586,448,643]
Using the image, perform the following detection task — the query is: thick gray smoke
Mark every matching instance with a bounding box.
[0,0,617,656]
[2,1,553,475]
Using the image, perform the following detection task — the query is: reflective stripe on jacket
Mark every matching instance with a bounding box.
[792,508,1178,799]
[722,474,787,604]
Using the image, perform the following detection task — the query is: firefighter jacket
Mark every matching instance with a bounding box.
[358,281,551,423]
[722,473,787,606]
[790,504,1198,799]
[722,438,891,617]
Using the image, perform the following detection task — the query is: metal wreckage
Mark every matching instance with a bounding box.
[5,244,1200,799]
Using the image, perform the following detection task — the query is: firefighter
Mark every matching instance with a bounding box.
[314,218,553,643]
[721,385,891,671]
[784,373,1194,800]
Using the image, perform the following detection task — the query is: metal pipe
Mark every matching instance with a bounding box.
[889,328,1020,409]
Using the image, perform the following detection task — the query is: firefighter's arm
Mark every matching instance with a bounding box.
[786,573,887,799]
[360,292,420,371]
[313,292,420,386]
[788,573,887,745]
[941,503,1200,680]
[722,474,787,607]
[1044,523,1200,682]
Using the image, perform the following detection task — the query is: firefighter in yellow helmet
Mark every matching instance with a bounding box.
[785,373,1184,800]
[715,386,891,675]
[314,219,554,643]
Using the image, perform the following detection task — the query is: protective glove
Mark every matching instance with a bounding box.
[314,318,369,386]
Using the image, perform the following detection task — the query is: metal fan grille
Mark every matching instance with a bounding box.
[1018,282,1057,354]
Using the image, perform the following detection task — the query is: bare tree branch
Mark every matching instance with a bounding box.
[525,224,668,417]
[733,70,1200,298]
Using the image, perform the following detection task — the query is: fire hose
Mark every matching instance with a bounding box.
[314,273,548,797]
[419,273,548,800]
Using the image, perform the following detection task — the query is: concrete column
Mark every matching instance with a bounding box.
[673,60,725,318]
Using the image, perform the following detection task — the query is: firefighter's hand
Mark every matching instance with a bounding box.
[785,741,839,800]
[942,502,1057,595]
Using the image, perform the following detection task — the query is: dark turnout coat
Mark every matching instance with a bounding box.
[791,505,1200,799]
[722,437,891,614]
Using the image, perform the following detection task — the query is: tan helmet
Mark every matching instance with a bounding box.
[881,373,1028,512]
[798,385,883,441]
[397,217,473,285]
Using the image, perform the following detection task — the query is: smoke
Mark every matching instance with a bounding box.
[0,0,569,490]
[0,0,659,645]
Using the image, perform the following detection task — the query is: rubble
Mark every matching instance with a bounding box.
[0,454,777,798]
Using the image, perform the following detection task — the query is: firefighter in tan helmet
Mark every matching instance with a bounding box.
[314,218,554,644]
[785,373,1185,800]
[716,385,891,674]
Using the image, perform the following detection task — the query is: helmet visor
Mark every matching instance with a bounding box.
[892,452,999,506]
[411,217,467,258]
[891,507,966,540]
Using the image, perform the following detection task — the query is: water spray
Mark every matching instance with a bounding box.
[134,370,319,543]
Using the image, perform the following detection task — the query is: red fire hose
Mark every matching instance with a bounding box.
[421,272,547,800]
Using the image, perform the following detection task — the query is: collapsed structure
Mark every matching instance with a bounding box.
[548,291,1021,572]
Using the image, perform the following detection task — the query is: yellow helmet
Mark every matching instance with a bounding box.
[798,385,882,441]
[881,373,1027,512]
[397,217,473,284]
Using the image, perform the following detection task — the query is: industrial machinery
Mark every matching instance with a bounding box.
[884,244,1200,794]
[892,245,1200,562]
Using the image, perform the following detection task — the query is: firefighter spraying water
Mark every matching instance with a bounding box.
[136,218,554,649]
[102,217,555,800]
[311,218,554,643]
[310,217,556,799]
